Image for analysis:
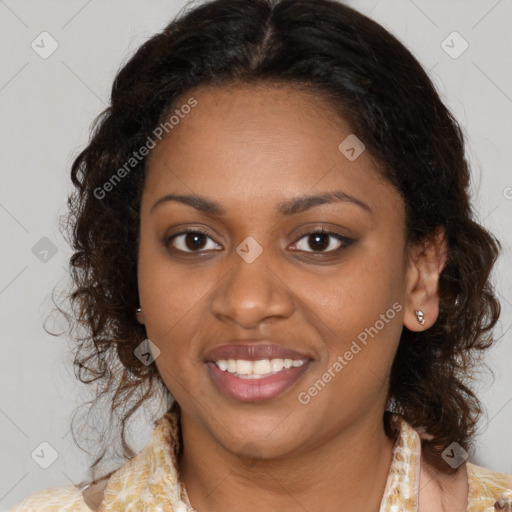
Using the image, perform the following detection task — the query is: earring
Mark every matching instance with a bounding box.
[415,309,425,325]
[136,307,142,313]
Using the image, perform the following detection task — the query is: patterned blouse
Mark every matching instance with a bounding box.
[9,409,512,511]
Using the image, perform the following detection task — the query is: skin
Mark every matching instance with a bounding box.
[135,82,449,512]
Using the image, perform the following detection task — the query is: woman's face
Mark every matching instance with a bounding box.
[137,82,429,459]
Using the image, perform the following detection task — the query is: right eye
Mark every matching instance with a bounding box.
[165,229,222,253]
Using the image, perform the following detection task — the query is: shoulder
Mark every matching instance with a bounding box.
[8,484,91,511]
[467,462,512,510]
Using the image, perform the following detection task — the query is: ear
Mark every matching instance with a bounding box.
[136,309,145,325]
[403,227,448,332]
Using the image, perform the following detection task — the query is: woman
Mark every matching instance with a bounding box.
[10,0,512,510]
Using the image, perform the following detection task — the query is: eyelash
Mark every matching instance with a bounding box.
[164,228,354,255]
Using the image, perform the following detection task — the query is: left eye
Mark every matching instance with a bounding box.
[292,230,353,253]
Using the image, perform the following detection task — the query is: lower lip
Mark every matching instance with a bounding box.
[206,361,312,403]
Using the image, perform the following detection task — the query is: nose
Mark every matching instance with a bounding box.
[210,249,295,329]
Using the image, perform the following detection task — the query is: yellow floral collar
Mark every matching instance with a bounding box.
[90,408,511,512]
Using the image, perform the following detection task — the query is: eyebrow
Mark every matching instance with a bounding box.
[150,190,372,216]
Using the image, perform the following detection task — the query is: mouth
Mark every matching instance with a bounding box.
[204,343,314,403]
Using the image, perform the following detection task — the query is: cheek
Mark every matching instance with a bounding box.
[137,232,207,333]
[137,236,234,399]
[292,243,406,386]
[294,266,404,418]
[137,250,210,400]
[298,244,404,332]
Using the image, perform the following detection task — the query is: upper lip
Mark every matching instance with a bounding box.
[204,342,313,362]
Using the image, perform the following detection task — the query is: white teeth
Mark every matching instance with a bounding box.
[270,358,284,372]
[214,358,306,378]
[236,360,253,375]
[217,360,228,371]
[253,359,272,374]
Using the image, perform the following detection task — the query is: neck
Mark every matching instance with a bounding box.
[178,409,396,512]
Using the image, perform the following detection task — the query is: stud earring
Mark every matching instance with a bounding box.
[136,307,142,313]
[415,309,425,325]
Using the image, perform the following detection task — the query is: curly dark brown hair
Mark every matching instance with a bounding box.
[50,0,502,482]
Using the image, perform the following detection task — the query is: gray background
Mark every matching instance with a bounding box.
[1,0,511,508]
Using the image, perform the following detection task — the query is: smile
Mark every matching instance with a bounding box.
[214,358,306,378]
[206,358,312,402]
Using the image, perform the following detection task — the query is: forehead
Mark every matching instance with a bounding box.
[143,82,401,219]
